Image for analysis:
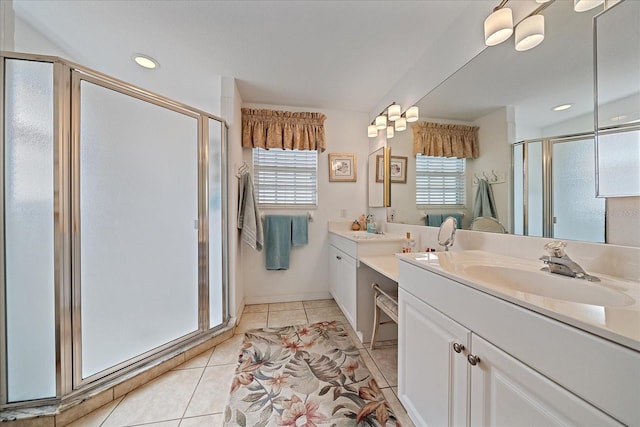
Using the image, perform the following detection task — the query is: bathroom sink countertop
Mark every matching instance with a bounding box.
[359,255,399,282]
[397,250,640,352]
[329,230,407,243]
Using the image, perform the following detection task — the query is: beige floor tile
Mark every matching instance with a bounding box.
[66,397,123,427]
[208,334,244,366]
[235,312,268,334]
[268,301,304,311]
[302,299,337,309]
[243,303,268,313]
[358,349,389,388]
[102,369,203,426]
[305,306,345,323]
[369,346,398,387]
[179,414,224,426]
[183,364,235,418]
[142,421,180,427]
[174,349,213,370]
[382,387,415,427]
[267,309,308,327]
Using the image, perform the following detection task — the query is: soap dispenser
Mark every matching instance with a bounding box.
[366,215,376,233]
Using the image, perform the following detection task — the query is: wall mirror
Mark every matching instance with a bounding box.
[594,0,640,197]
[388,0,637,246]
[368,146,391,207]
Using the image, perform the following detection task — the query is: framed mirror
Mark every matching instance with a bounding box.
[368,146,391,207]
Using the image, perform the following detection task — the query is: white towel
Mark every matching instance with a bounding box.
[237,173,263,251]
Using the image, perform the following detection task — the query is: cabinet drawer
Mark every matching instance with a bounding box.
[329,233,357,257]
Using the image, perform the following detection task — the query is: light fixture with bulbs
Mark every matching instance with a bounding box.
[484,0,554,52]
[368,102,419,138]
[133,53,159,69]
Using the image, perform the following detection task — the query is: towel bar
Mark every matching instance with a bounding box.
[260,212,313,222]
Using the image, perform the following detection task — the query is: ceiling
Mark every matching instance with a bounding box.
[10,0,499,114]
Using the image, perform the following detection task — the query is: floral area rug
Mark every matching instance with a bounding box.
[223,321,399,426]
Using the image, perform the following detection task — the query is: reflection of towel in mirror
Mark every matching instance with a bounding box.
[237,173,263,251]
[265,215,293,270]
[291,215,308,246]
[473,178,498,219]
[427,214,443,227]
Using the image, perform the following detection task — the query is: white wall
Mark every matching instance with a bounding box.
[239,103,369,304]
[468,107,511,229]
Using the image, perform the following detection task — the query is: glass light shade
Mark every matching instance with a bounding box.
[375,115,387,130]
[386,126,394,139]
[405,106,419,122]
[395,117,407,132]
[574,0,604,12]
[368,124,378,138]
[515,15,545,52]
[535,0,551,3]
[484,8,513,46]
[387,104,401,121]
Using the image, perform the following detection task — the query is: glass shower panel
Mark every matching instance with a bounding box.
[208,119,223,328]
[4,59,56,401]
[79,80,199,379]
[527,141,544,237]
[512,144,524,235]
[553,139,605,242]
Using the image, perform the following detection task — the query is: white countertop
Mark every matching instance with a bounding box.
[359,255,399,282]
[397,250,640,352]
[329,229,407,243]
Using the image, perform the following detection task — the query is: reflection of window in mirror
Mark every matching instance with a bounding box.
[415,155,465,205]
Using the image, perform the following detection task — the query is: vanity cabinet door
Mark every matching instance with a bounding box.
[329,245,357,329]
[469,334,622,427]
[328,245,340,301]
[398,289,470,427]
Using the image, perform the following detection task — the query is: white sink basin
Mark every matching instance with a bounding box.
[460,265,635,307]
[349,231,387,240]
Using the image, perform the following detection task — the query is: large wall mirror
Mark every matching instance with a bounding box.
[387,0,638,247]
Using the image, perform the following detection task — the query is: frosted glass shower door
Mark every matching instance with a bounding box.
[552,138,605,242]
[208,119,225,328]
[77,79,199,380]
[3,59,56,401]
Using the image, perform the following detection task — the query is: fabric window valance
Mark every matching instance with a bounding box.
[242,108,327,152]
[412,122,479,159]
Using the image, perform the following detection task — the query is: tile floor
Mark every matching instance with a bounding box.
[69,299,413,426]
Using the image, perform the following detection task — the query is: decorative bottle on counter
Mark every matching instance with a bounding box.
[403,232,416,253]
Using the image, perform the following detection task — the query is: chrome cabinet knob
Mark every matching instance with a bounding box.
[452,342,465,353]
[467,354,480,366]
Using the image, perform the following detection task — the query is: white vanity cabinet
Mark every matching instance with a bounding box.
[328,244,357,328]
[398,260,637,426]
[328,231,404,338]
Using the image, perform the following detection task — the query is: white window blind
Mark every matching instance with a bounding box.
[416,155,466,205]
[253,148,317,206]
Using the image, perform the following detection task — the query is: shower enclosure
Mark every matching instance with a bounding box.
[512,134,605,243]
[1,52,229,407]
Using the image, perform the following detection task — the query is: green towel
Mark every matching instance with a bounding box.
[291,215,308,247]
[265,215,292,270]
[427,214,443,227]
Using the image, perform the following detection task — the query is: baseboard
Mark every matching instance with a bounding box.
[245,291,332,305]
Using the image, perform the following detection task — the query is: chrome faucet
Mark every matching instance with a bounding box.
[539,241,600,282]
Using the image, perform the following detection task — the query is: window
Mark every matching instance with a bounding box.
[253,148,317,206]
[416,155,465,205]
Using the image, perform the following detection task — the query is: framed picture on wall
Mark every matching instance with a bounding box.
[376,155,407,183]
[329,152,357,182]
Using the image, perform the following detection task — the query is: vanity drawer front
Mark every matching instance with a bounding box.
[329,233,357,256]
[398,261,640,426]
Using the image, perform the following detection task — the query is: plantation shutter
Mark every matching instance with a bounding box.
[253,148,317,206]
[416,155,466,205]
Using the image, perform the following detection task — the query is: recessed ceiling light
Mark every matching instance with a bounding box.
[610,115,628,122]
[552,103,573,111]
[133,54,159,69]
